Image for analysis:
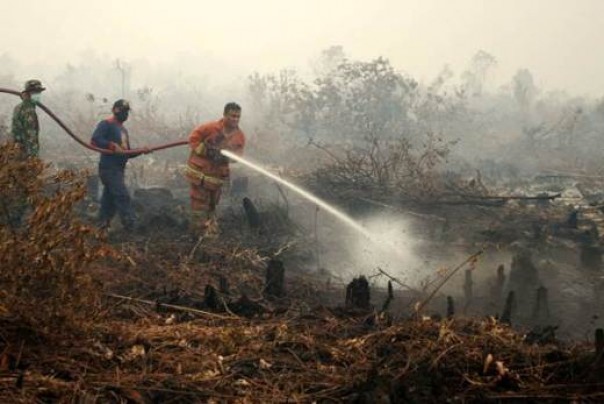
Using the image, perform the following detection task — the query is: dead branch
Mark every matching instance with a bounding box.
[415,250,483,314]
[105,293,240,320]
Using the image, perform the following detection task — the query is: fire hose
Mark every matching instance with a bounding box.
[0,88,188,155]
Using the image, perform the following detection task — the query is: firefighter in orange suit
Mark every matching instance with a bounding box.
[185,102,245,235]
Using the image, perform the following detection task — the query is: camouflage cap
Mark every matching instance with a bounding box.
[112,99,131,111]
[23,79,46,93]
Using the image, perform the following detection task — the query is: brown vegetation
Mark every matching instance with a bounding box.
[0,142,603,402]
[0,143,117,334]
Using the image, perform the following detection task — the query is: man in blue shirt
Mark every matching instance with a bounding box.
[91,99,150,232]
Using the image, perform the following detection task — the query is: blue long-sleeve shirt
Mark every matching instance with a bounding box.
[91,117,139,170]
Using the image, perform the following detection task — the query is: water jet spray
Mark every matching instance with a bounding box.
[222,150,392,247]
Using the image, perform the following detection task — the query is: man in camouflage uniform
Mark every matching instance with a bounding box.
[11,79,45,158]
[5,80,46,228]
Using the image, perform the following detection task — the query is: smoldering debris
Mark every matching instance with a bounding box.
[3,34,604,402]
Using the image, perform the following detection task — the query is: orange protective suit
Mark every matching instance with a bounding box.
[185,118,245,233]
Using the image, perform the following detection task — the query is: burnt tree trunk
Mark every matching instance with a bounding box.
[265,259,285,299]
[380,281,394,312]
[596,328,604,357]
[501,291,516,325]
[463,269,473,313]
[219,275,230,295]
[447,296,455,319]
[243,197,261,230]
[204,284,220,310]
[345,276,371,310]
[531,286,550,324]
[508,251,539,310]
[495,264,505,302]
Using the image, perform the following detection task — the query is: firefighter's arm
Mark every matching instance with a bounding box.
[189,125,211,156]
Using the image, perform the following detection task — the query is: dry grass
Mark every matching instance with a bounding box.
[1,142,603,403]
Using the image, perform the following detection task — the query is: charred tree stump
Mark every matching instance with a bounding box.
[380,281,394,312]
[501,291,516,325]
[495,264,505,302]
[204,284,220,310]
[242,197,261,230]
[596,328,604,363]
[265,259,285,299]
[229,294,265,318]
[489,264,506,312]
[219,275,230,295]
[509,251,539,309]
[531,286,550,324]
[463,269,473,313]
[345,276,371,310]
[447,296,455,319]
[595,278,604,308]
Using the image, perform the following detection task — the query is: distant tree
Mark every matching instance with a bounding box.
[312,45,347,76]
[246,69,313,152]
[461,50,497,97]
[513,69,538,116]
[428,65,454,93]
[247,51,462,194]
[309,56,418,144]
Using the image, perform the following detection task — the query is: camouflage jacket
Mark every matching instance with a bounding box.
[11,99,40,158]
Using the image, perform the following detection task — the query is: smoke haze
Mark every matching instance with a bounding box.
[2,0,604,95]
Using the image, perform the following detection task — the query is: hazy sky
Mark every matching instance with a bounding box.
[2,0,604,95]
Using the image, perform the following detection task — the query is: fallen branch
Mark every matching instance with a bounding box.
[538,169,604,180]
[459,193,561,201]
[357,197,447,221]
[105,293,241,320]
[375,267,419,292]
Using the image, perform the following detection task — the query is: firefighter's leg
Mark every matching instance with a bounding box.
[98,169,117,229]
[204,186,223,235]
[101,168,135,231]
[189,182,212,236]
[190,184,219,236]
[113,172,136,232]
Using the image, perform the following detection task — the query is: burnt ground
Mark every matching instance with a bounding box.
[2,171,604,402]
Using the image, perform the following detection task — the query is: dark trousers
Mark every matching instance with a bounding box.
[98,168,135,230]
